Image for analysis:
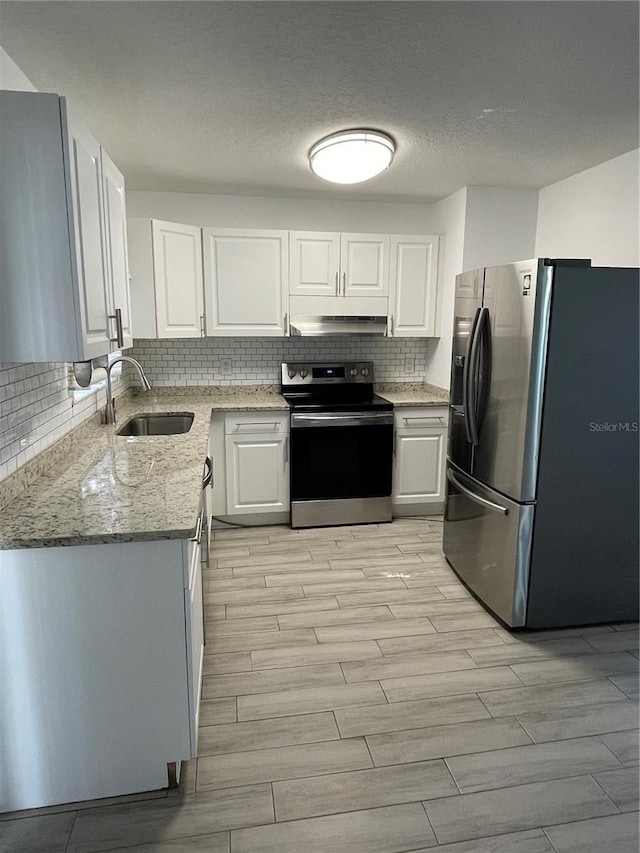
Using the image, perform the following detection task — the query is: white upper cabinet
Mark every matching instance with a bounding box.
[101,150,133,349]
[341,234,390,297]
[290,232,389,298]
[67,119,113,358]
[203,229,288,336]
[388,235,440,337]
[289,232,341,296]
[152,221,205,338]
[0,91,132,362]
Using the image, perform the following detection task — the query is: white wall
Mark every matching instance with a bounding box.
[428,188,468,389]
[0,46,36,91]
[462,187,539,272]
[535,149,640,267]
[126,191,437,234]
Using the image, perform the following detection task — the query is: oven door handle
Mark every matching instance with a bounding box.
[291,412,394,428]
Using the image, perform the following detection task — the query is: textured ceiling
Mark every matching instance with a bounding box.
[0,1,638,202]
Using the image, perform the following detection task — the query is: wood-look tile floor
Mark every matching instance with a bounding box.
[2,518,639,852]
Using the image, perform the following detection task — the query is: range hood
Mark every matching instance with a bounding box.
[289,315,388,336]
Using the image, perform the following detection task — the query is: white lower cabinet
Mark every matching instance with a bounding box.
[0,535,203,812]
[392,407,448,511]
[224,412,290,515]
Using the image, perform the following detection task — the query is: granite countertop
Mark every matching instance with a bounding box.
[0,387,287,550]
[375,382,449,407]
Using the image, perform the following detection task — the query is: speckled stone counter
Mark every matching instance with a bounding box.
[0,387,287,550]
[376,382,449,407]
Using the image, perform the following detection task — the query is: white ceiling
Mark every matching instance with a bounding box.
[1,1,638,203]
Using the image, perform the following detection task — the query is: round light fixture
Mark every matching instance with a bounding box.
[309,129,395,184]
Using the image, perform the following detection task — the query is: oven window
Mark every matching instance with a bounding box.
[290,423,393,501]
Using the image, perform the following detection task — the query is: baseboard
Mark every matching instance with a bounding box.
[392,501,444,517]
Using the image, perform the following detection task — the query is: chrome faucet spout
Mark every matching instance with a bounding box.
[102,357,151,425]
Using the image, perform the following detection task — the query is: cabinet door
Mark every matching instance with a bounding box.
[204,229,288,336]
[341,234,389,297]
[393,428,446,504]
[101,150,133,349]
[225,433,289,514]
[289,232,340,296]
[152,221,204,338]
[389,236,439,337]
[184,532,204,756]
[67,119,112,358]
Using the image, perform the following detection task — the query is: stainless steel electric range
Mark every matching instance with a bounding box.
[281,362,394,529]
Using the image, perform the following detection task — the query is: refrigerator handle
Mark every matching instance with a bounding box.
[463,307,481,445]
[475,309,492,437]
[447,468,510,516]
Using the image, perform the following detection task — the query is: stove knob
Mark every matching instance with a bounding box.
[349,368,357,377]
[361,367,369,377]
[300,368,309,379]
[287,369,296,379]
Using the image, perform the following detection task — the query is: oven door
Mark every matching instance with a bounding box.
[290,411,394,503]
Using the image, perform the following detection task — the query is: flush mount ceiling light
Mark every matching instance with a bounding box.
[309,129,395,184]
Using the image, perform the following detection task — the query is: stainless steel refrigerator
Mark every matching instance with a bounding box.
[443,258,639,628]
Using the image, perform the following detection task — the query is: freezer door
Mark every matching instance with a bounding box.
[472,260,551,502]
[443,463,534,627]
[448,268,483,476]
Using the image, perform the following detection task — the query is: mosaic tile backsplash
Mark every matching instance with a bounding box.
[127,337,433,386]
[0,336,434,485]
[0,361,127,485]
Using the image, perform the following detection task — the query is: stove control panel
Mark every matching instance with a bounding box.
[281,362,375,386]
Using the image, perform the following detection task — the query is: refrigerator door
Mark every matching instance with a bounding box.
[472,260,552,502]
[448,268,484,476]
[443,463,534,627]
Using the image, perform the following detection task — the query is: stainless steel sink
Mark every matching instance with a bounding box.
[115,412,194,436]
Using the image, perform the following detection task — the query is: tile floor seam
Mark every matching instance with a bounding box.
[594,734,630,768]
[541,825,562,853]
[63,810,78,853]
[588,771,626,813]
[506,665,531,687]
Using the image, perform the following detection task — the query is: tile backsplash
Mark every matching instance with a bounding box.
[0,337,435,485]
[128,337,433,386]
[0,361,126,484]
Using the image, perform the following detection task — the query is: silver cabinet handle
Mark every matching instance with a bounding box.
[235,422,279,431]
[199,314,205,337]
[200,512,209,566]
[447,468,509,516]
[284,435,289,465]
[191,510,204,543]
[403,416,445,425]
[108,308,124,348]
[342,272,346,296]
[335,271,339,294]
[284,313,288,335]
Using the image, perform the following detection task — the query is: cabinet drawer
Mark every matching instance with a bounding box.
[394,407,448,430]
[224,411,289,435]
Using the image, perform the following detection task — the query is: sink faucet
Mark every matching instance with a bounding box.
[102,356,151,425]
